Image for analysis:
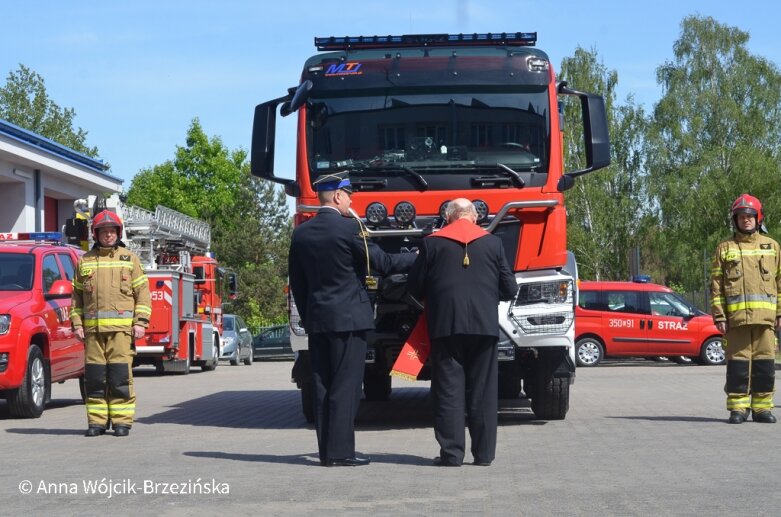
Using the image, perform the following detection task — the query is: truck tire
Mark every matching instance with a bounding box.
[530,374,570,420]
[300,382,315,424]
[8,345,49,418]
[363,369,392,401]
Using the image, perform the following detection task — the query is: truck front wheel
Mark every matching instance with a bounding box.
[363,368,392,401]
[8,345,49,418]
[528,349,571,420]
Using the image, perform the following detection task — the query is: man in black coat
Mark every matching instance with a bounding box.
[407,198,518,467]
[288,172,415,467]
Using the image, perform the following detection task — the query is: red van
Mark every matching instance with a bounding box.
[575,279,724,367]
[0,232,85,417]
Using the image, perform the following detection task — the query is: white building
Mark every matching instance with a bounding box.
[0,118,122,233]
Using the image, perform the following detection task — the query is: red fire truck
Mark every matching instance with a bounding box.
[251,32,610,421]
[70,195,236,374]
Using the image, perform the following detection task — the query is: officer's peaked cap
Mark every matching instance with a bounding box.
[313,172,352,193]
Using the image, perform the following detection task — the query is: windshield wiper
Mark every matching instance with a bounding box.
[353,165,429,191]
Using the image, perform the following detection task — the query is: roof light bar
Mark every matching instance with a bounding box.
[315,32,536,51]
[0,231,64,242]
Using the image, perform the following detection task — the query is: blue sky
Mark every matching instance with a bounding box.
[1,1,779,188]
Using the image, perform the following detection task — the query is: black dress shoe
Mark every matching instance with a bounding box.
[114,425,131,437]
[728,410,747,424]
[433,456,461,467]
[473,459,492,466]
[753,411,777,423]
[84,425,106,437]
[325,456,371,467]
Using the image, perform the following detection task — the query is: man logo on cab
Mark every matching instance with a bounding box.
[575,278,724,367]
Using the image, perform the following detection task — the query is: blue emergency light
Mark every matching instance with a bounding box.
[5,232,64,242]
[632,275,651,283]
[315,32,537,51]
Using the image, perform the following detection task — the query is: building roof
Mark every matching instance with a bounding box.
[0,118,114,178]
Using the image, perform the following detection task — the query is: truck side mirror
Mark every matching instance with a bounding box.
[227,273,238,297]
[556,82,611,191]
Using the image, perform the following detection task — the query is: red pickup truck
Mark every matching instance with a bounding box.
[0,232,84,417]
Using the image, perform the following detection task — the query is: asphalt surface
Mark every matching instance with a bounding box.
[1,357,780,516]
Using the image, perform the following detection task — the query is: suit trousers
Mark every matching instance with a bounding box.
[309,331,367,463]
[431,335,498,465]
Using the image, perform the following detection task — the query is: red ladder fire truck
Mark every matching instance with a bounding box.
[69,195,236,374]
[251,32,610,422]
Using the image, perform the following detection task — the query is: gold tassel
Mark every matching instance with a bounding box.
[463,242,470,267]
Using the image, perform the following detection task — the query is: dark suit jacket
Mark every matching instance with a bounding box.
[289,207,415,334]
[406,228,518,339]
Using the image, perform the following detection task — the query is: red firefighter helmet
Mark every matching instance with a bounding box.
[731,194,764,226]
[91,210,123,239]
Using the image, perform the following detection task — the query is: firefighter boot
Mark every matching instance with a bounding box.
[85,425,106,437]
[728,410,748,424]
[753,411,777,423]
[114,425,130,437]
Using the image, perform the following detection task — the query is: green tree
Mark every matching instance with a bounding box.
[646,15,781,291]
[126,119,291,329]
[0,64,99,156]
[559,47,648,281]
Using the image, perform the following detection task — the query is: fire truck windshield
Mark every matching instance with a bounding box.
[307,89,549,184]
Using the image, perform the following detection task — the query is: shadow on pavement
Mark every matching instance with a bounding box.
[6,427,85,435]
[607,415,725,423]
[183,450,432,466]
[135,387,545,430]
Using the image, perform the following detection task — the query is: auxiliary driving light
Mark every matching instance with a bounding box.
[394,201,416,225]
[439,200,451,220]
[473,199,489,223]
[365,202,388,225]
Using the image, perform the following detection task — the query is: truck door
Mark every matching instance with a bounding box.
[646,291,697,356]
[602,289,647,356]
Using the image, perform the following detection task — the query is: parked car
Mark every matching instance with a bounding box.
[252,324,293,360]
[0,232,85,417]
[219,314,253,365]
[575,278,725,367]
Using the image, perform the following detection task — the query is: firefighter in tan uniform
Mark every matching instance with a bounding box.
[710,194,780,424]
[71,210,152,436]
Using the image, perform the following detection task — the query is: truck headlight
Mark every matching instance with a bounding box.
[515,280,572,306]
[0,314,10,335]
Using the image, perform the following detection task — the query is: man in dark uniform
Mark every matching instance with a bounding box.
[407,198,518,467]
[288,172,415,466]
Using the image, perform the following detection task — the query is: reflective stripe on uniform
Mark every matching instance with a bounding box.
[108,404,136,415]
[81,261,135,269]
[84,318,134,327]
[726,396,751,410]
[751,394,774,411]
[725,299,778,312]
[131,275,148,288]
[135,304,152,315]
[87,402,109,414]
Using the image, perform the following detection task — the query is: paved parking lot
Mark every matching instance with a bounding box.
[2,358,781,516]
